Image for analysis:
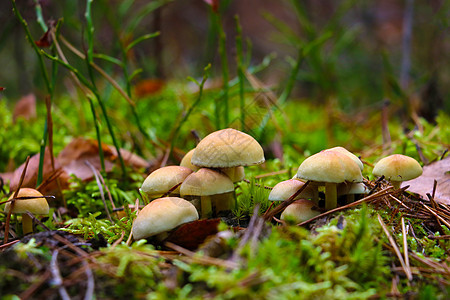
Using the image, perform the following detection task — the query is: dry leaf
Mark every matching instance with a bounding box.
[13,94,36,123]
[402,156,450,204]
[133,79,165,98]
[165,218,221,250]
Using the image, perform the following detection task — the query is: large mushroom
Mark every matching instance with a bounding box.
[372,154,423,189]
[4,188,49,235]
[296,150,363,210]
[180,168,234,218]
[131,197,198,241]
[191,128,265,168]
[325,146,364,171]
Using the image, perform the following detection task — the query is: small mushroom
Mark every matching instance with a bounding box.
[140,166,192,199]
[180,149,200,172]
[281,199,321,224]
[131,197,198,241]
[268,179,315,202]
[4,188,49,235]
[180,168,234,218]
[337,182,369,204]
[372,154,423,189]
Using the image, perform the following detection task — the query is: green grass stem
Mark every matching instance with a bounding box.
[235,16,246,131]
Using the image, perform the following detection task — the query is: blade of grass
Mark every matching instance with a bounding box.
[235,15,246,131]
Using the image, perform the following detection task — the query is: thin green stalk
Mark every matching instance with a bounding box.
[85,0,127,177]
[169,65,211,157]
[235,15,245,131]
[214,11,229,127]
[88,96,105,173]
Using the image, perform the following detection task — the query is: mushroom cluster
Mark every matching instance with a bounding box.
[136,128,265,229]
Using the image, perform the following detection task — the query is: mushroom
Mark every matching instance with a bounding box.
[268,179,315,202]
[4,188,49,235]
[296,150,363,210]
[140,166,192,200]
[180,149,200,172]
[325,146,364,171]
[372,154,423,189]
[191,128,265,168]
[337,182,369,204]
[280,199,321,224]
[180,168,234,218]
[131,197,198,241]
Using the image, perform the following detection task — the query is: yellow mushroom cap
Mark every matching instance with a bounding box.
[325,146,364,171]
[141,166,192,196]
[373,154,423,182]
[268,179,315,201]
[221,166,245,183]
[280,199,320,223]
[180,168,234,197]
[297,150,363,183]
[180,149,200,171]
[5,188,49,215]
[132,197,198,240]
[191,128,265,168]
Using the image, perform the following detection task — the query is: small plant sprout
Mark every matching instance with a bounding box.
[131,197,198,242]
[4,188,49,235]
[180,168,234,218]
[296,150,363,210]
[280,199,321,224]
[372,154,423,189]
[140,166,193,199]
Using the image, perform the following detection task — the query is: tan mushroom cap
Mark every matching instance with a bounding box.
[297,150,363,183]
[191,128,265,168]
[180,149,200,171]
[5,188,49,215]
[141,166,193,196]
[221,166,245,183]
[180,168,234,197]
[132,197,198,240]
[372,154,422,181]
[268,179,315,201]
[325,146,364,171]
[280,199,320,223]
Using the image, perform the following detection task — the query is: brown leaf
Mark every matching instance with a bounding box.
[165,218,221,250]
[108,148,149,169]
[402,156,450,204]
[13,94,36,123]
[133,79,165,98]
[35,24,54,48]
[204,0,219,13]
[0,87,4,91]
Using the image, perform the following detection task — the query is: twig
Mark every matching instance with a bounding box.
[421,204,450,229]
[378,214,413,281]
[50,250,71,300]
[164,241,239,269]
[297,186,394,226]
[401,218,412,280]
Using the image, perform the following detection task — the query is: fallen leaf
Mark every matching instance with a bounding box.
[0,87,4,91]
[109,147,149,169]
[13,94,36,123]
[402,156,450,204]
[165,218,221,250]
[133,79,165,98]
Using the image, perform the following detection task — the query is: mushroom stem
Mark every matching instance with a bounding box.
[201,195,212,219]
[22,213,34,235]
[312,188,319,205]
[325,182,338,210]
[213,192,235,214]
[390,181,401,190]
[346,194,355,204]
